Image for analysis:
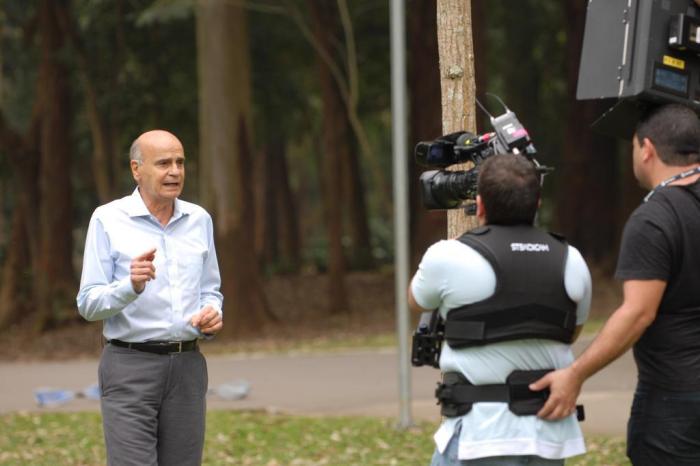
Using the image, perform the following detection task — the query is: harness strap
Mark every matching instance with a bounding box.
[444,304,576,344]
[440,383,510,403]
[436,370,585,421]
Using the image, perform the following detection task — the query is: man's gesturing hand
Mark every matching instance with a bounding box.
[530,366,584,421]
[130,248,156,294]
[190,305,223,335]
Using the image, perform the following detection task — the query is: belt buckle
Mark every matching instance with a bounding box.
[168,341,183,353]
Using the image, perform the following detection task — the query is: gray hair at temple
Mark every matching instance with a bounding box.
[129,139,143,164]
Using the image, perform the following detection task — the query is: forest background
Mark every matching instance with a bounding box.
[0,0,639,354]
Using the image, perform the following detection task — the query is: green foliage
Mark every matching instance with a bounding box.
[0,2,39,132]
[0,0,598,279]
[136,0,194,26]
[250,3,317,143]
[70,0,199,205]
[0,411,630,466]
[247,0,393,268]
[482,0,567,230]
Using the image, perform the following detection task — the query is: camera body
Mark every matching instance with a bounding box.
[411,310,444,368]
[414,104,541,210]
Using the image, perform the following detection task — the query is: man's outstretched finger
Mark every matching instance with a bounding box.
[134,248,157,261]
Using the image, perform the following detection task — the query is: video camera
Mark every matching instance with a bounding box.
[414,96,548,210]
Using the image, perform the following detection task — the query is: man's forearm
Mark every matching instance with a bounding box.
[77,277,138,321]
[571,301,654,381]
[572,279,664,381]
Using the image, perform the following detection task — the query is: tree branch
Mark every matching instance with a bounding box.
[54,1,114,202]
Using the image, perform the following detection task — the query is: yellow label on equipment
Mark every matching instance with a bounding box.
[663,55,686,70]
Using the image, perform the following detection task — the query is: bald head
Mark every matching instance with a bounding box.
[130,130,183,164]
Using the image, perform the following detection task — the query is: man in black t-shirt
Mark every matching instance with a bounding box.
[530,104,700,465]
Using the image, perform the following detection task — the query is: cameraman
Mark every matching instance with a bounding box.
[532,103,700,466]
[409,154,592,466]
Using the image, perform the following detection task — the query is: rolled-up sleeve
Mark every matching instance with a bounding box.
[76,212,138,321]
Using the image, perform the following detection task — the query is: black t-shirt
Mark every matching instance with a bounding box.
[616,179,700,390]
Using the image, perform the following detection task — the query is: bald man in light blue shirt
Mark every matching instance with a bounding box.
[77,129,223,466]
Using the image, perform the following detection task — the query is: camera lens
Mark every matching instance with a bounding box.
[419,169,479,210]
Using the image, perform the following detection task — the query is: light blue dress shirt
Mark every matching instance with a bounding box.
[77,188,223,342]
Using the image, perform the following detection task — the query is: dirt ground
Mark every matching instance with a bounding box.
[0,267,621,362]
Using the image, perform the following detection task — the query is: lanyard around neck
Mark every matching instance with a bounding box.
[644,166,700,203]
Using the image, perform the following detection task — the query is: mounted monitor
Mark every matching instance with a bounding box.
[577,0,700,137]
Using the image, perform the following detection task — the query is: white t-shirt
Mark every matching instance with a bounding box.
[411,237,592,460]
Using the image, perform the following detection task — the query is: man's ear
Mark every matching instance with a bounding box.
[476,195,486,223]
[641,137,657,163]
[130,160,141,182]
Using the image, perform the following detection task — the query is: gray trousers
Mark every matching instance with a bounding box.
[98,343,208,466]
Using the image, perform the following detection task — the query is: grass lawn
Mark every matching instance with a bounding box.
[0,411,629,466]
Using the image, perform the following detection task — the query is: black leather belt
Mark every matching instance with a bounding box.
[109,339,198,355]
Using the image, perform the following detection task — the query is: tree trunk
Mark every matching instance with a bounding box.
[274,144,301,272]
[437,0,478,238]
[408,0,446,268]
[258,142,301,273]
[342,144,373,270]
[309,0,349,313]
[555,0,619,267]
[196,0,274,336]
[259,145,278,266]
[0,113,40,332]
[0,208,30,329]
[33,0,77,331]
[56,5,114,203]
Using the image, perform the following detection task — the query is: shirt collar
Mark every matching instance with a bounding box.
[126,187,192,221]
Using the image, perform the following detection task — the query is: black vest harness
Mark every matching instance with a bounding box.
[444,224,577,349]
[411,224,585,420]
